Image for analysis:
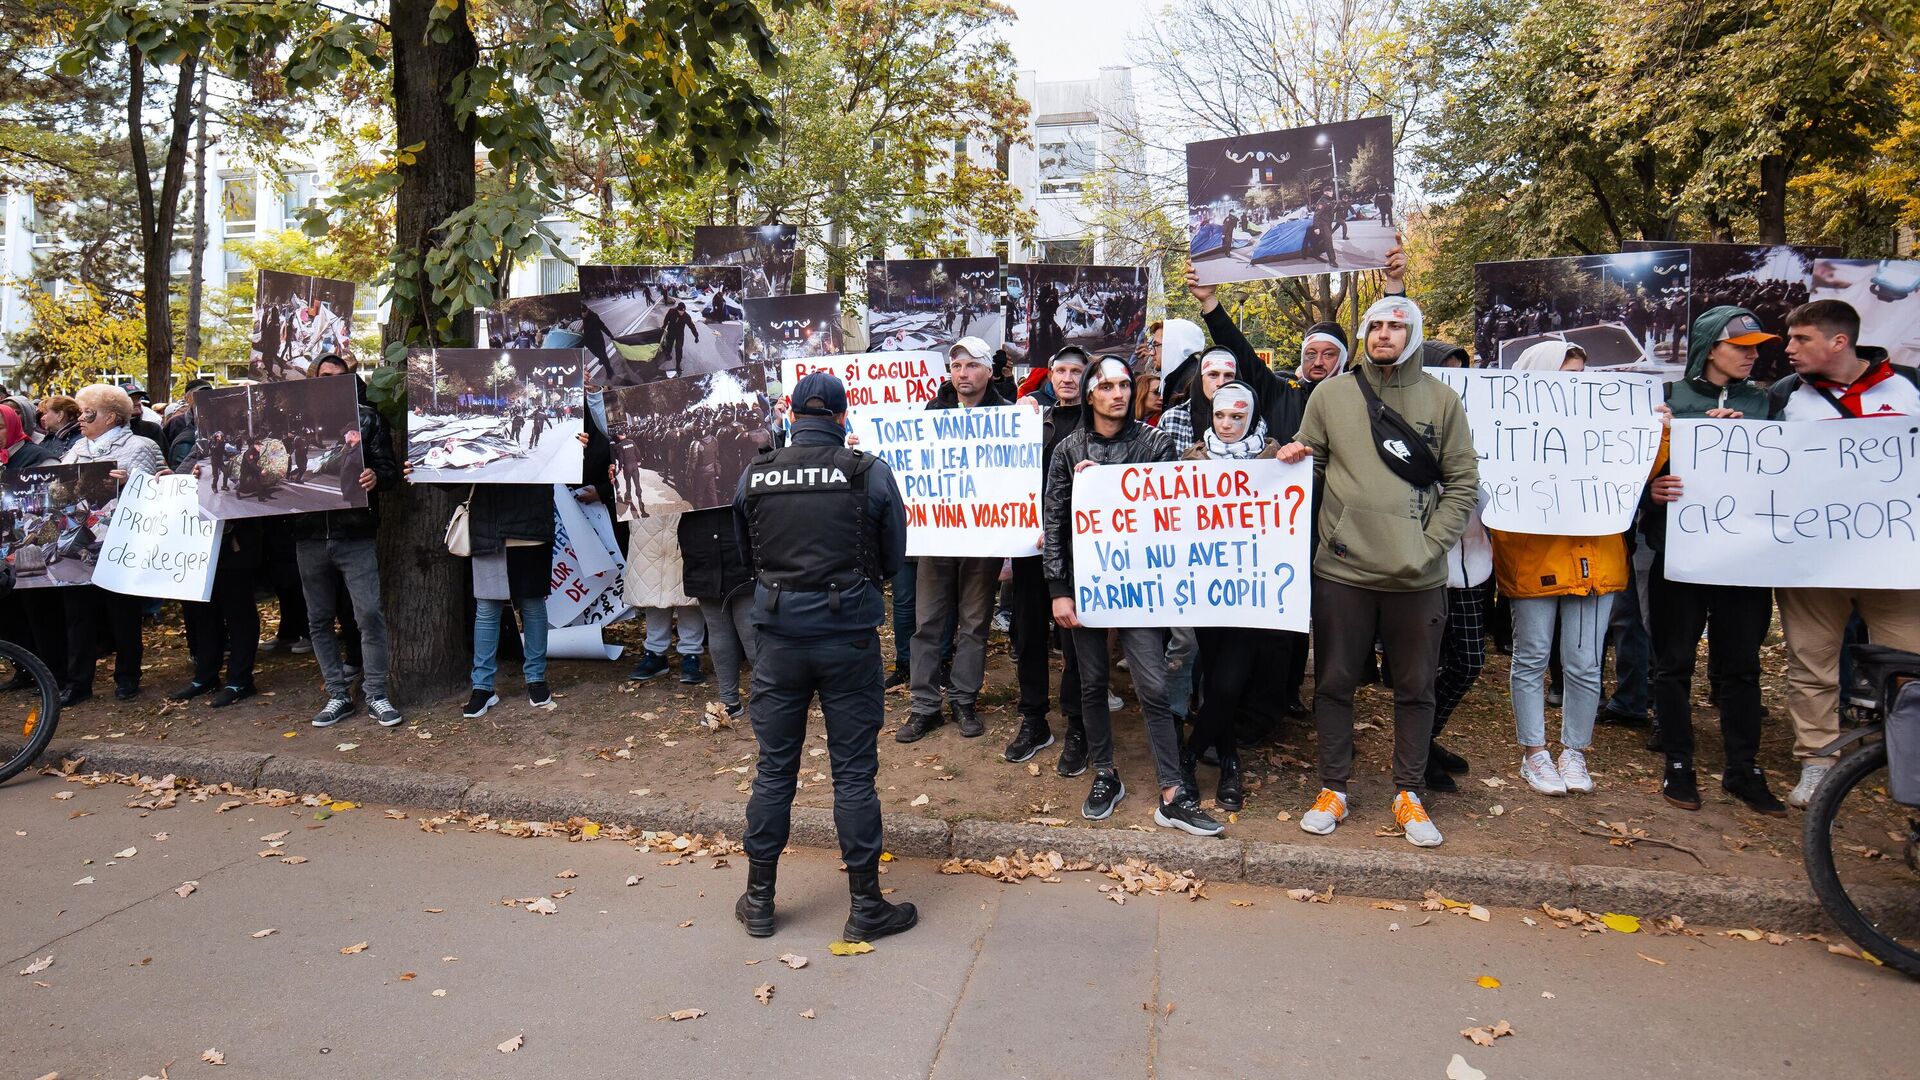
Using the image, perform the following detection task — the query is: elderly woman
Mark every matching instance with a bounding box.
[37,395,82,454]
[57,383,164,705]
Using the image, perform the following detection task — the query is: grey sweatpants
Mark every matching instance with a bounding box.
[909,556,999,713]
[699,592,757,708]
[1311,575,1446,793]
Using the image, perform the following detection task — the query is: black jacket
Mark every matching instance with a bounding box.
[679,505,751,600]
[1041,389,1176,597]
[5,439,60,470]
[925,379,1010,411]
[1204,304,1308,442]
[290,377,403,541]
[469,484,555,554]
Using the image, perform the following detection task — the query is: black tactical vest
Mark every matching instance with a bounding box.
[741,444,879,606]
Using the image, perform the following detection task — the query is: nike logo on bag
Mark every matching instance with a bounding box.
[1384,439,1412,461]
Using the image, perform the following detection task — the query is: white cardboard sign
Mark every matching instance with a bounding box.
[849,403,1044,558]
[93,472,221,602]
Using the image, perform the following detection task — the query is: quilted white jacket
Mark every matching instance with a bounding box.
[622,512,695,609]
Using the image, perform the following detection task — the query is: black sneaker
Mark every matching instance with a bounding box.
[367,697,404,727]
[951,702,984,738]
[883,666,910,690]
[1662,760,1701,810]
[114,683,141,701]
[1598,704,1651,727]
[1423,760,1459,793]
[463,689,500,718]
[1429,740,1470,775]
[1002,719,1054,763]
[1082,770,1126,820]
[527,681,554,709]
[627,651,668,682]
[1154,788,1225,837]
[311,697,355,728]
[208,684,257,708]
[1056,723,1089,777]
[894,711,944,743]
[167,680,216,703]
[1281,693,1308,719]
[1723,766,1788,818]
[1643,721,1664,753]
[724,701,745,721]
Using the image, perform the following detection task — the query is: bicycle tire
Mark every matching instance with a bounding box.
[1802,741,1920,980]
[0,639,60,786]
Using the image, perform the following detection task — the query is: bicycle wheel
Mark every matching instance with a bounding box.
[1803,741,1920,980]
[0,639,60,786]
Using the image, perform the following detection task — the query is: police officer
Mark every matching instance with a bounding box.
[731,371,915,942]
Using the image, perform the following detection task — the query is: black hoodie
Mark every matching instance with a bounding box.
[1040,363,1176,598]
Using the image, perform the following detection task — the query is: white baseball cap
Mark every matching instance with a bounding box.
[948,336,992,365]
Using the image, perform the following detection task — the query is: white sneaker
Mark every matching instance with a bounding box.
[1393,790,1444,847]
[1787,762,1831,809]
[1299,788,1348,835]
[1557,749,1594,793]
[1520,750,1568,795]
[1106,691,1125,712]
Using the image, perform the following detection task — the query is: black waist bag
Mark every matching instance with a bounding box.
[1353,370,1445,488]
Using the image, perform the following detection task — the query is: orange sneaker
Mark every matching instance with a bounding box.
[1392,790,1443,847]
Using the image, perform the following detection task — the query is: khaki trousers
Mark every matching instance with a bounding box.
[1776,587,1920,760]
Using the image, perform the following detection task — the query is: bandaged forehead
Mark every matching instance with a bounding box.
[1091,357,1132,385]
[1212,385,1255,414]
[1200,351,1236,377]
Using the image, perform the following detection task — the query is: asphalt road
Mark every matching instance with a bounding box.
[4,771,1915,1080]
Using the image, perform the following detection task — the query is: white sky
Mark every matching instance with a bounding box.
[999,0,1154,83]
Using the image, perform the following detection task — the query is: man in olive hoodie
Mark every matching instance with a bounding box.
[1277,295,1478,847]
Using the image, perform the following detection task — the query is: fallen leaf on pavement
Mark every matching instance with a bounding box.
[1636,952,1667,965]
[384,810,408,820]
[1479,777,1507,789]
[910,794,930,807]
[250,928,277,938]
[1827,942,1884,965]
[335,743,358,752]
[556,869,579,879]
[260,830,290,842]
[655,1008,706,1021]
[19,956,53,976]
[498,1034,523,1053]
[1027,763,1040,776]
[328,801,357,812]
[1541,991,1555,998]
[399,972,417,981]
[526,897,558,915]
[51,791,73,800]
[340,942,369,955]
[1467,905,1491,923]
[281,856,308,865]
[1369,900,1408,911]
[113,847,137,859]
[800,1009,816,1019]
[1601,913,1642,934]
[1446,1053,1488,1080]
[72,876,94,886]
[433,989,447,997]
[1461,1020,1516,1047]
[1476,975,1501,989]
[1229,899,1254,908]
[754,982,774,1005]
[423,908,444,914]
[777,953,808,969]
[1275,810,1292,822]
[173,881,197,898]
[677,919,693,928]
[201,1048,226,1065]
[625,875,643,886]
[828,940,874,956]
[1724,928,1764,941]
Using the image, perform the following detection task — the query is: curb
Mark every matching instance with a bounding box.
[41,741,1837,932]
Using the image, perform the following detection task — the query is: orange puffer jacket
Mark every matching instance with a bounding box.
[1488,529,1629,599]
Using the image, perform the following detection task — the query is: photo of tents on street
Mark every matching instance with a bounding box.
[579,264,747,385]
[691,224,797,298]
[248,269,357,381]
[1474,249,1693,373]
[0,462,118,588]
[1004,263,1148,364]
[603,366,773,518]
[743,292,843,363]
[1186,116,1396,286]
[404,349,586,484]
[185,377,368,519]
[1811,258,1920,367]
[865,257,1002,353]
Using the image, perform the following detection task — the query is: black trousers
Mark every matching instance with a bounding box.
[258,530,308,642]
[1009,556,1058,725]
[187,557,262,688]
[1649,554,1771,769]
[65,584,142,691]
[745,631,886,871]
[1,590,68,687]
[1193,627,1285,758]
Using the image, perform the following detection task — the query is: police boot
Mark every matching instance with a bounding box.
[734,858,778,938]
[843,868,918,942]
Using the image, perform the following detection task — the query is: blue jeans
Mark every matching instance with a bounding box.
[472,597,550,690]
[1511,593,1614,750]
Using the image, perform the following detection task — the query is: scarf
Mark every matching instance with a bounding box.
[1203,414,1269,459]
[78,423,131,462]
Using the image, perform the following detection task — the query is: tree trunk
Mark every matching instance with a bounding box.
[1755,155,1790,245]
[127,47,199,399]
[378,0,480,707]
[182,71,209,367]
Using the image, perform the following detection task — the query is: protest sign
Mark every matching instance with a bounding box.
[744,292,843,363]
[1473,250,1691,373]
[93,472,220,602]
[567,498,633,628]
[547,484,620,626]
[1069,459,1313,631]
[188,377,371,518]
[780,351,945,417]
[692,224,797,298]
[1665,417,1920,589]
[1623,241,1838,383]
[603,367,773,516]
[251,269,356,381]
[405,349,586,485]
[578,264,746,384]
[1811,258,1920,367]
[865,258,1001,352]
[0,462,117,588]
[848,403,1044,558]
[1434,368,1663,535]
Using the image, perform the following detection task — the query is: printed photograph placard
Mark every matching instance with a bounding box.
[250,269,356,381]
[1623,242,1839,383]
[604,366,774,517]
[691,225,798,298]
[1005,263,1148,365]
[1186,116,1396,287]
[405,349,586,484]
[1474,250,1693,374]
[1810,258,1920,368]
[186,378,369,519]
[578,264,747,385]
[482,292,587,352]
[1,462,118,588]
[865,257,1003,353]
[743,292,843,363]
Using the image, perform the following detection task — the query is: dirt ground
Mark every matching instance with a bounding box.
[37,602,1912,888]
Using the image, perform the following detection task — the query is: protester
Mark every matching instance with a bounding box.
[1765,300,1920,807]
[2,404,57,468]
[896,337,1009,744]
[1,404,68,687]
[1155,317,1208,411]
[623,514,707,686]
[1641,307,1787,815]
[731,371,917,942]
[2,395,41,448]
[1278,293,1477,847]
[679,506,755,718]
[58,383,164,704]
[167,521,263,707]
[1420,340,1490,793]
[36,396,82,454]
[1044,354,1223,837]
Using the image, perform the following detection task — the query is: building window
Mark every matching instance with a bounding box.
[281,171,320,225]
[1036,123,1097,194]
[30,198,58,246]
[1039,239,1091,265]
[540,257,576,294]
[222,175,257,236]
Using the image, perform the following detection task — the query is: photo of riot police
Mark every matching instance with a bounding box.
[185,377,368,520]
[1622,242,1840,383]
[1004,263,1147,365]
[249,269,357,381]
[1810,257,1920,368]
[743,292,843,363]
[579,264,747,385]
[692,224,798,299]
[1474,249,1693,374]
[403,349,586,484]
[865,257,1002,353]
[0,462,118,588]
[482,292,587,352]
[1186,116,1396,287]
[603,366,774,518]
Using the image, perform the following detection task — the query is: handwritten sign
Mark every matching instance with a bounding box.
[1434,368,1662,535]
[1665,417,1920,589]
[1070,459,1313,630]
[93,472,220,602]
[850,403,1043,557]
[781,351,944,419]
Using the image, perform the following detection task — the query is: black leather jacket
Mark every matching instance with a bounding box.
[1041,396,1175,598]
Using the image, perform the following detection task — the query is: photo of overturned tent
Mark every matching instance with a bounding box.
[1811,258,1920,368]
[578,265,747,385]
[1474,249,1692,373]
[1623,242,1838,383]
[250,269,356,381]
[866,257,1002,353]
[482,292,587,352]
[185,377,368,519]
[691,225,797,298]
[743,292,843,363]
[404,349,586,484]
[1,462,117,588]
[603,366,774,517]
[1005,263,1148,364]
[1186,116,1396,287]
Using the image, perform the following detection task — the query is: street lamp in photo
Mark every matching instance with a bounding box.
[1316,131,1341,208]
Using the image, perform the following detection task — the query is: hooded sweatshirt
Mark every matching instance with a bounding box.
[1668,306,1773,419]
[1293,295,1478,592]
[1511,339,1581,371]
[1157,317,1208,406]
